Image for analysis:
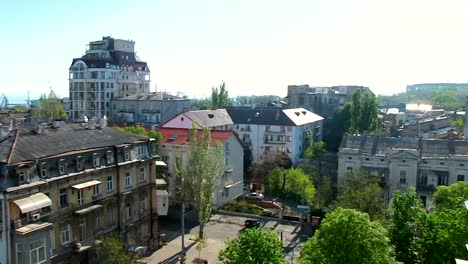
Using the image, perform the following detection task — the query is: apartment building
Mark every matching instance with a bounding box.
[161,109,234,131]
[69,36,151,121]
[0,122,167,264]
[226,107,324,165]
[110,92,190,126]
[287,85,370,119]
[338,134,468,208]
[157,128,244,207]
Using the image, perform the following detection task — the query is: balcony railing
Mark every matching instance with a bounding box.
[416,184,436,192]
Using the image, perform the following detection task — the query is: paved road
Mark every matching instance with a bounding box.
[144,213,312,263]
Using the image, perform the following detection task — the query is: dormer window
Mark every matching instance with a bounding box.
[106,151,114,165]
[125,150,130,161]
[40,162,48,178]
[93,154,100,167]
[17,169,27,184]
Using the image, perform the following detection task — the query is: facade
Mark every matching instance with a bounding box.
[338,134,468,209]
[287,85,370,118]
[110,92,190,126]
[226,107,324,165]
[157,128,244,207]
[161,109,234,130]
[0,122,167,264]
[69,36,151,121]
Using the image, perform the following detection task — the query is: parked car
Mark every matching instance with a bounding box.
[245,192,264,200]
[244,219,260,229]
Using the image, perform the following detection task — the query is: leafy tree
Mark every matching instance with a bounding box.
[191,98,212,110]
[296,163,334,208]
[389,188,426,264]
[267,168,315,205]
[175,128,224,238]
[349,89,379,133]
[323,103,351,151]
[33,90,67,121]
[100,235,139,264]
[336,168,385,220]
[116,125,162,151]
[219,228,286,264]
[452,118,464,131]
[303,140,326,159]
[299,208,397,264]
[433,181,468,211]
[211,81,231,109]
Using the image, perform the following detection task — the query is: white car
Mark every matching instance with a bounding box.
[245,192,264,200]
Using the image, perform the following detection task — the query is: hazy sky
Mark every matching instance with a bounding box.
[2,0,468,103]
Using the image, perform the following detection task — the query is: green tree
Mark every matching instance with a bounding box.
[452,118,464,131]
[33,90,67,121]
[433,181,468,211]
[116,125,162,151]
[303,141,326,159]
[100,235,139,264]
[219,228,286,264]
[175,128,224,238]
[191,98,212,110]
[336,168,385,220]
[299,208,397,264]
[267,168,315,205]
[350,89,379,133]
[389,188,426,264]
[211,81,231,109]
[323,103,351,151]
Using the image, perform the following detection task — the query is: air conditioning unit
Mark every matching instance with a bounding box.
[32,213,41,221]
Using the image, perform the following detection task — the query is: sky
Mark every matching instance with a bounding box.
[1,0,468,104]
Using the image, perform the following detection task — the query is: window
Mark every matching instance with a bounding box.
[281,126,285,132]
[59,188,68,207]
[287,126,292,132]
[29,240,46,264]
[17,243,23,263]
[107,151,114,164]
[96,211,102,231]
[287,136,292,142]
[287,147,292,153]
[107,176,114,192]
[458,175,465,182]
[59,163,65,175]
[125,150,130,161]
[438,175,448,186]
[61,224,71,245]
[18,170,26,184]
[93,184,102,196]
[419,171,428,185]
[265,126,270,132]
[139,195,147,214]
[225,156,229,166]
[93,155,100,167]
[77,189,84,205]
[136,146,147,159]
[399,170,407,184]
[139,167,146,182]
[79,219,86,242]
[77,157,83,171]
[126,202,133,221]
[40,164,48,178]
[108,205,116,226]
[125,172,131,187]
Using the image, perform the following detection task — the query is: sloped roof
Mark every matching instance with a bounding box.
[183,109,233,128]
[2,123,148,164]
[158,128,232,145]
[226,107,322,126]
[340,135,419,154]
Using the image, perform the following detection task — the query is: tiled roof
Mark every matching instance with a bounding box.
[157,128,232,145]
[2,123,148,164]
[226,107,323,126]
[183,109,233,128]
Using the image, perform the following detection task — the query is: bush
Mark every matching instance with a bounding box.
[223,200,269,216]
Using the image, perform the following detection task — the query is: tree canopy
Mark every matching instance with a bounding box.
[433,181,468,211]
[100,235,139,264]
[267,167,315,205]
[219,228,286,264]
[299,208,397,264]
[349,89,379,133]
[336,168,385,220]
[211,81,231,109]
[33,90,67,121]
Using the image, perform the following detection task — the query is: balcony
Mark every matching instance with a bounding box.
[416,184,436,192]
[264,139,286,145]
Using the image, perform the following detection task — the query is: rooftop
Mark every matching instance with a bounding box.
[158,127,233,145]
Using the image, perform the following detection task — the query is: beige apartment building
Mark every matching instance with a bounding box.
[0,121,167,264]
[338,134,468,208]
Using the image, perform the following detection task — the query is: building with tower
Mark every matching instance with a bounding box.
[69,37,151,121]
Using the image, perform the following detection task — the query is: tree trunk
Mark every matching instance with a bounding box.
[199,224,204,239]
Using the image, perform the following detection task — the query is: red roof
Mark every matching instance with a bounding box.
[157,128,233,145]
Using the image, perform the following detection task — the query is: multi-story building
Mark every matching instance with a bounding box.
[338,134,468,209]
[69,36,151,121]
[287,85,370,119]
[226,107,324,165]
[0,121,167,264]
[157,128,244,207]
[110,92,190,126]
[161,109,234,131]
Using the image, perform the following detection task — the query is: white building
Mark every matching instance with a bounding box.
[338,134,468,208]
[226,107,324,165]
[157,128,244,207]
[69,36,151,121]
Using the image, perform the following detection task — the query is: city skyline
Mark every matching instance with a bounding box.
[2,0,468,103]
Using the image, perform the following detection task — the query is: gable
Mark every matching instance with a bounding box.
[160,113,199,129]
[389,151,420,160]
